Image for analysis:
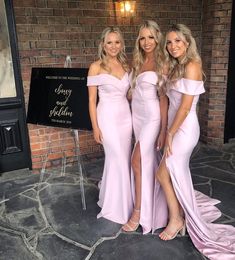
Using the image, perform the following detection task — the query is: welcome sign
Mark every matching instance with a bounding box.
[27,68,92,130]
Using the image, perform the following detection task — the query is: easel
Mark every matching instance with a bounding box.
[38,56,87,210]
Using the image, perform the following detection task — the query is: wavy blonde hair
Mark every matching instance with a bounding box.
[98,27,129,73]
[131,20,166,91]
[164,24,202,81]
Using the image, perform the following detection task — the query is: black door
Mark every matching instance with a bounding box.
[224,1,235,143]
[0,0,32,173]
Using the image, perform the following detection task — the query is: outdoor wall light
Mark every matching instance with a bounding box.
[115,1,136,17]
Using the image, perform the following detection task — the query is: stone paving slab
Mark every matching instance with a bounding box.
[191,166,235,184]
[37,233,89,260]
[0,143,234,259]
[3,195,45,237]
[0,229,38,260]
[212,181,235,217]
[89,232,205,260]
[39,184,121,247]
[0,174,40,200]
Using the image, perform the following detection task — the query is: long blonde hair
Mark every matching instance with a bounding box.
[164,24,202,80]
[98,27,129,73]
[131,20,165,90]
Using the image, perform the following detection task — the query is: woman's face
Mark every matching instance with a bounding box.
[166,31,188,61]
[139,27,157,54]
[103,32,122,58]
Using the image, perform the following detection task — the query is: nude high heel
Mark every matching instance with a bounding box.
[122,208,140,232]
[179,222,186,236]
[160,221,186,240]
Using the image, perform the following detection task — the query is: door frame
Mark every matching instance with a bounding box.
[224,1,235,143]
[0,0,32,172]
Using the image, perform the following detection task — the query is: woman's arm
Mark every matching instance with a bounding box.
[165,61,202,156]
[156,64,169,150]
[156,93,168,150]
[88,62,103,144]
[126,87,132,102]
[127,68,134,102]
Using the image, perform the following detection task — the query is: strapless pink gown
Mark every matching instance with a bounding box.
[152,78,235,260]
[87,73,133,224]
[131,71,162,234]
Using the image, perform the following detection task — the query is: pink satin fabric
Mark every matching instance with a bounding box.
[87,73,133,224]
[131,71,162,234]
[153,78,235,259]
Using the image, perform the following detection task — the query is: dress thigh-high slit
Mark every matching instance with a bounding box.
[131,71,162,234]
[153,78,235,259]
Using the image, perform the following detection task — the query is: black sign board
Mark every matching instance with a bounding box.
[27,68,92,130]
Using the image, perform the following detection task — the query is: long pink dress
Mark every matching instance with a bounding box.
[131,71,162,234]
[152,78,235,260]
[87,73,133,224]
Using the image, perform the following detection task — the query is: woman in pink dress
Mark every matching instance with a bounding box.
[153,24,235,259]
[122,20,168,234]
[87,27,133,224]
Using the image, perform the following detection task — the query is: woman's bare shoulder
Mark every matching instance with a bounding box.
[88,60,102,76]
[184,61,202,81]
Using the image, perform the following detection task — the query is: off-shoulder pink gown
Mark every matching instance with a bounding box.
[131,71,162,234]
[87,73,133,224]
[152,78,235,260]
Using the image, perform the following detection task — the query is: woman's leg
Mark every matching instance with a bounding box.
[122,142,141,231]
[156,158,185,240]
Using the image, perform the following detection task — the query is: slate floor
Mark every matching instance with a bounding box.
[0,142,235,260]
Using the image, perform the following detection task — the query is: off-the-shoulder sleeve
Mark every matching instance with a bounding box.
[87,75,101,87]
[176,78,205,95]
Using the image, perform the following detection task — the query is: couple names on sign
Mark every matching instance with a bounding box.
[49,84,73,119]
[27,68,92,130]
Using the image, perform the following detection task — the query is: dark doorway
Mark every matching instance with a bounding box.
[224,1,235,143]
[0,0,32,173]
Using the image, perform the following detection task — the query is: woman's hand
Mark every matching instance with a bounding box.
[93,127,103,144]
[164,132,173,157]
[156,130,166,151]
[127,88,132,102]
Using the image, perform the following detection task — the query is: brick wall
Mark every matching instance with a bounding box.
[200,0,233,146]
[13,0,205,169]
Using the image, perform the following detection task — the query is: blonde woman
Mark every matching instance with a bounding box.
[87,27,133,224]
[122,20,168,234]
[153,24,235,259]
